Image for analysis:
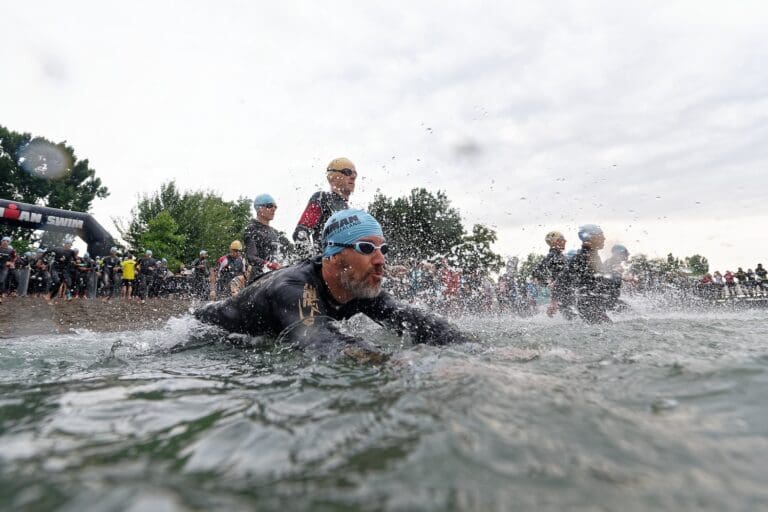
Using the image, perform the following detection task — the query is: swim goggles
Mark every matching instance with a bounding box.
[328,168,357,177]
[326,241,389,255]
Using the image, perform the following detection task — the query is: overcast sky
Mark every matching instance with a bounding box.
[2,1,767,271]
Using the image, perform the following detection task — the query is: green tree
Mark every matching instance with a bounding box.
[0,124,109,242]
[518,253,545,284]
[685,254,709,275]
[117,181,251,265]
[450,224,504,277]
[628,254,653,276]
[368,188,464,262]
[137,211,186,271]
[659,252,685,274]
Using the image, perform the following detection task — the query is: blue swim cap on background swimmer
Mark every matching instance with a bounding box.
[578,224,603,242]
[611,244,629,255]
[565,249,578,260]
[322,209,383,258]
[254,194,275,208]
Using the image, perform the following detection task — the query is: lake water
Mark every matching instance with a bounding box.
[1,300,766,511]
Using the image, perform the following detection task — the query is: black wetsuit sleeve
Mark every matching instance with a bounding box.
[358,293,472,345]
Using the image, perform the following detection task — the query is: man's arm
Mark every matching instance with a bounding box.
[292,192,323,243]
[360,293,473,345]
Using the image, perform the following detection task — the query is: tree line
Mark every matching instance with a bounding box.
[2,124,710,279]
[1,125,504,276]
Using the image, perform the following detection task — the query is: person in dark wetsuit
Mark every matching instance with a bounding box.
[136,250,158,302]
[30,248,51,296]
[100,247,121,298]
[196,209,471,362]
[72,251,96,298]
[244,193,292,282]
[756,263,767,295]
[532,231,568,317]
[47,239,77,301]
[190,250,211,299]
[0,236,16,302]
[552,224,616,324]
[292,157,356,256]
[603,244,631,311]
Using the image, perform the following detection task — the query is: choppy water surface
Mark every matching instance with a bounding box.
[1,303,767,511]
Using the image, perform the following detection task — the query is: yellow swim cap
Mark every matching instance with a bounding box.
[545,231,564,246]
[230,240,243,251]
[327,157,356,172]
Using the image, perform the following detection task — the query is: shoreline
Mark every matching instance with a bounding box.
[0,296,196,337]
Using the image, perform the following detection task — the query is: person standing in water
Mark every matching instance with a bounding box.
[293,157,356,256]
[553,224,615,323]
[603,244,631,312]
[532,231,568,317]
[244,193,292,282]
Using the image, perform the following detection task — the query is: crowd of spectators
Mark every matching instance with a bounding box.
[1,234,766,314]
[694,265,768,300]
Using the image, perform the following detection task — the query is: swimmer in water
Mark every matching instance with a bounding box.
[195,209,471,362]
[553,224,616,324]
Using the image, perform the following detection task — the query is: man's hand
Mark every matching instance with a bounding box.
[342,345,389,364]
[266,261,281,271]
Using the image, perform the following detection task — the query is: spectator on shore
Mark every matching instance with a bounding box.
[120,254,136,299]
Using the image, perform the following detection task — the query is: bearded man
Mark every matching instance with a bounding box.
[195,209,470,361]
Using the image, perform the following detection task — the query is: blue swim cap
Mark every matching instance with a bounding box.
[566,249,578,260]
[254,193,275,208]
[611,244,629,255]
[578,224,603,242]
[322,209,383,258]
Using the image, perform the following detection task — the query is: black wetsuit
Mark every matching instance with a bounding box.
[31,254,51,295]
[602,255,629,312]
[756,265,767,291]
[0,245,15,295]
[73,256,96,297]
[137,257,158,299]
[101,255,121,297]
[531,248,567,285]
[194,258,470,360]
[190,256,210,299]
[292,191,349,255]
[553,246,618,324]
[48,247,76,299]
[244,220,291,279]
